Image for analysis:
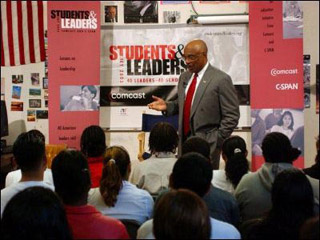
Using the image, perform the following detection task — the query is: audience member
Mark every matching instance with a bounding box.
[243,169,314,239]
[5,129,54,187]
[212,135,249,194]
[270,110,295,139]
[130,122,178,195]
[303,135,319,180]
[153,189,211,239]
[52,149,129,239]
[137,152,240,239]
[181,136,240,226]
[80,125,107,188]
[88,146,154,225]
[1,130,53,217]
[1,187,72,239]
[235,132,319,222]
[299,216,319,240]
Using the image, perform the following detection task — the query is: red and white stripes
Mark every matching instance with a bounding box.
[1,1,45,66]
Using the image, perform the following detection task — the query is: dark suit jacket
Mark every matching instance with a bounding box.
[165,64,240,155]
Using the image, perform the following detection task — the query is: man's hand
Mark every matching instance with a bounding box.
[147,95,167,111]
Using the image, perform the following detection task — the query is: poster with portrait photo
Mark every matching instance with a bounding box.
[27,110,36,122]
[29,99,42,108]
[251,108,304,156]
[163,11,181,23]
[36,110,48,119]
[12,86,22,99]
[104,5,118,23]
[60,85,100,111]
[12,75,23,84]
[283,1,303,39]
[124,1,158,23]
[31,73,40,86]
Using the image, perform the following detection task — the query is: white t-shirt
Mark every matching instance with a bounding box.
[5,169,54,188]
[211,170,235,194]
[137,218,241,239]
[1,181,54,217]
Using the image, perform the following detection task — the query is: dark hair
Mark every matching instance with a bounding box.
[1,187,72,239]
[99,146,130,207]
[182,136,210,159]
[81,85,97,98]
[149,122,178,154]
[262,132,301,163]
[277,110,294,130]
[80,125,106,157]
[52,150,91,205]
[28,129,45,142]
[153,189,211,239]
[300,216,319,240]
[171,152,212,197]
[13,130,46,172]
[222,136,249,188]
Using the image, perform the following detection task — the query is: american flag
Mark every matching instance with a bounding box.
[1,1,45,66]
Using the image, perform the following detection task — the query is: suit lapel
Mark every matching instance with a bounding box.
[190,66,213,118]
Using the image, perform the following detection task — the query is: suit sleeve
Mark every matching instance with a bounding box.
[217,75,240,147]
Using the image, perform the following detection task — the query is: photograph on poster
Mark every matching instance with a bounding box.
[27,110,36,122]
[31,73,40,86]
[163,11,181,23]
[124,1,158,23]
[12,75,23,84]
[45,100,48,108]
[29,99,41,108]
[12,86,22,99]
[303,55,310,108]
[251,108,304,156]
[43,77,48,89]
[29,88,41,96]
[283,1,303,39]
[36,110,48,119]
[44,89,49,100]
[104,5,118,23]
[11,101,23,111]
[60,85,100,111]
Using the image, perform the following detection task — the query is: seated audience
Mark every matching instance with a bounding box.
[235,132,319,222]
[1,130,53,217]
[1,187,72,239]
[52,149,129,239]
[243,169,314,239]
[130,122,178,195]
[299,216,319,240]
[137,152,241,239]
[5,129,54,187]
[81,125,107,188]
[88,146,154,225]
[212,135,249,194]
[303,135,319,180]
[153,189,211,239]
[182,136,240,226]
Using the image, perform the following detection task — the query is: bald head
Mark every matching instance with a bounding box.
[183,39,208,73]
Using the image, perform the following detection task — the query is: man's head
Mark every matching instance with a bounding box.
[13,130,46,173]
[170,152,212,197]
[80,125,106,157]
[107,6,117,19]
[183,39,208,73]
[149,122,178,154]
[52,150,91,205]
[181,136,210,159]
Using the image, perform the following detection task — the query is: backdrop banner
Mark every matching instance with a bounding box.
[48,2,100,148]
[249,1,304,170]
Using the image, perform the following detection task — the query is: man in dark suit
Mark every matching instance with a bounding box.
[124,1,158,23]
[148,39,239,169]
[105,6,117,23]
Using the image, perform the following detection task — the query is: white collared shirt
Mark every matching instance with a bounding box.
[185,61,210,105]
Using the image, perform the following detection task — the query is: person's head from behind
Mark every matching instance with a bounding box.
[222,135,249,188]
[99,146,130,207]
[170,152,212,197]
[262,132,301,164]
[183,39,208,74]
[80,125,106,157]
[1,187,72,239]
[149,122,178,154]
[182,136,210,159]
[13,130,46,174]
[278,110,294,130]
[52,150,91,206]
[271,168,314,226]
[153,189,211,239]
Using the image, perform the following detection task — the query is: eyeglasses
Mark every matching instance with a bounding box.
[181,53,204,61]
